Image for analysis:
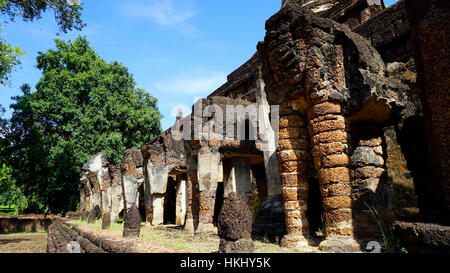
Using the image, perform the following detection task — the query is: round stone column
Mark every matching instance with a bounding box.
[277,108,311,247]
[307,101,359,252]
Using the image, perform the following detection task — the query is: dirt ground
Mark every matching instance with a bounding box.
[0,220,319,253]
[72,220,318,253]
[0,233,47,253]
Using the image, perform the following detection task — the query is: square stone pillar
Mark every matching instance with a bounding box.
[195,147,220,234]
[255,76,282,197]
[152,195,164,226]
[87,172,102,213]
[223,158,254,212]
[175,175,188,226]
[184,169,199,233]
[109,165,124,222]
[79,188,86,212]
[145,162,169,226]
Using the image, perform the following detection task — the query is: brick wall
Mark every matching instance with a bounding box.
[355,0,412,63]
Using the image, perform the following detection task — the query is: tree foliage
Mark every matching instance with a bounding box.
[0,106,27,215]
[0,0,85,85]
[0,33,23,85]
[1,0,85,33]
[6,37,162,213]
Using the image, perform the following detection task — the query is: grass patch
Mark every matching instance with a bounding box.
[72,219,124,231]
[73,220,312,253]
[0,205,18,216]
[0,232,47,237]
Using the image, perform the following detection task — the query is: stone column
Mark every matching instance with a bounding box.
[145,163,169,226]
[307,101,359,251]
[277,109,311,247]
[195,146,220,234]
[184,169,199,233]
[251,164,268,203]
[143,166,153,224]
[175,175,188,226]
[123,176,141,212]
[79,188,86,213]
[350,132,388,238]
[81,152,110,217]
[86,172,101,216]
[152,195,164,226]
[223,158,254,212]
[121,149,144,237]
[99,167,112,228]
[255,75,282,197]
[109,165,124,223]
[80,175,91,213]
[80,174,91,220]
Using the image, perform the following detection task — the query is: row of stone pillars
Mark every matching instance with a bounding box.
[144,167,189,227]
[144,155,256,232]
[183,146,260,234]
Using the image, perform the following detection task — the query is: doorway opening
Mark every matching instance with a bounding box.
[163,176,177,225]
[213,182,224,226]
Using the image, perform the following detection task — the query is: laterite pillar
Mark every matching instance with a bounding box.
[307,101,359,251]
[277,109,311,247]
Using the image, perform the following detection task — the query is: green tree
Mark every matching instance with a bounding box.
[0,106,27,215]
[0,0,85,85]
[8,37,162,213]
[1,0,85,33]
[0,34,23,86]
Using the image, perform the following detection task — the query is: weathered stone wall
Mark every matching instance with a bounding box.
[323,0,385,29]
[355,0,411,63]
[208,53,260,102]
[47,218,140,253]
[0,215,56,234]
[404,0,450,221]
[283,0,341,14]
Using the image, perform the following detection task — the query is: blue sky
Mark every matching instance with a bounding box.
[0,0,399,130]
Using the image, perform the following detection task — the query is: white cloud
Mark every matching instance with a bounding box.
[124,0,195,26]
[155,70,227,95]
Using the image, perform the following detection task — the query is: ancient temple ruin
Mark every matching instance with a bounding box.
[77,0,449,252]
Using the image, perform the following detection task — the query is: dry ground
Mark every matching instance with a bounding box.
[72,220,319,253]
[0,220,319,253]
[0,233,47,253]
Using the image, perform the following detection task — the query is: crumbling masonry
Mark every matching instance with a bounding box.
[77,0,449,252]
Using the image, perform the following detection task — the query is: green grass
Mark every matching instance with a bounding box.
[71,219,124,231]
[0,232,47,237]
[72,220,309,253]
[141,232,189,250]
[0,205,17,216]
